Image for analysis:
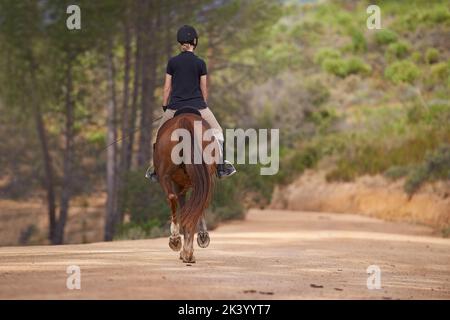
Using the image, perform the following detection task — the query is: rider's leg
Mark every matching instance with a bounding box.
[199,107,236,178]
[145,109,176,181]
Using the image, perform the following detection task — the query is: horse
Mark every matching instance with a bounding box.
[153,108,217,263]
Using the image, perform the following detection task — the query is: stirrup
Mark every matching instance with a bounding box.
[217,160,236,179]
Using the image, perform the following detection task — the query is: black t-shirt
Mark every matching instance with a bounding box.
[166,51,207,110]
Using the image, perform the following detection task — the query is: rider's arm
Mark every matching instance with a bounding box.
[162,73,172,106]
[200,75,208,103]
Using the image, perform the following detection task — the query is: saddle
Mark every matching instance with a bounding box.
[174,106,201,117]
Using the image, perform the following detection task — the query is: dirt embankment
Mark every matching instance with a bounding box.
[270,171,450,233]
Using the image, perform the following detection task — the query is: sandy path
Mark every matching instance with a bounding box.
[0,209,449,299]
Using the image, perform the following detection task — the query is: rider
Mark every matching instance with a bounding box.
[146,25,236,181]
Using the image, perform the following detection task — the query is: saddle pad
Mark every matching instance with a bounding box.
[174,106,201,117]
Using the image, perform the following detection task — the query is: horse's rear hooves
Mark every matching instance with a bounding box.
[180,251,196,263]
[169,235,182,251]
[197,231,210,248]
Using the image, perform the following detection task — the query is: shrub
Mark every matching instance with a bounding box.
[384,165,411,180]
[120,170,170,226]
[427,62,450,86]
[114,219,166,240]
[314,48,341,65]
[411,51,421,63]
[277,145,320,184]
[345,57,372,75]
[322,57,348,77]
[404,144,450,195]
[350,29,367,53]
[425,6,450,24]
[305,80,330,106]
[385,60,420,84]
[385,41,411,61]
[374,29,398,45]
[425,48,439,64]
[322,57,371,78]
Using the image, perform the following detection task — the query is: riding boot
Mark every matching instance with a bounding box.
[214,132,236,179]
[144,166,158,182]
[217,160,237,179]
[145,143,158,182]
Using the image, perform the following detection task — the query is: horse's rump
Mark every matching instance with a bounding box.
[154,114,215,233]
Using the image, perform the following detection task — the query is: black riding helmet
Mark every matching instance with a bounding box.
[177,25,198,48]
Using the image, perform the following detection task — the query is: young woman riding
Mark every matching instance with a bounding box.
[146,25,236,181]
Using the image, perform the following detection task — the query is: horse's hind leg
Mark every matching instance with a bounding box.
[197,217,210,248]
[161,175,182,252]
[180,227,195,263]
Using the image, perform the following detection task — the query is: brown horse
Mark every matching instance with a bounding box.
[153,111,216,263]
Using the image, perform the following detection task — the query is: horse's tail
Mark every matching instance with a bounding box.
[178,117,213,233]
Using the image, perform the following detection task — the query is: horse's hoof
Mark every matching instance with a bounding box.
[197,231,210,248]
[169,235,182,251]
[180,251,196,263]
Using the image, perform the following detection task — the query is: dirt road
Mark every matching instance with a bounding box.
[0,209,449,299]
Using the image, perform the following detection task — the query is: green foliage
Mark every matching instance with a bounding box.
[385,60,420,84]
[384,165,411,180]
[322,57,371,78]
[374,29,398,45]
[120,170,170,226]
[305,80,330,107]
[390,2,450,31]
[345,57,372,76]
[426,61,450,87]
[277,146,320,184]
[442,226,450,238]
[85,130,106,147]
[322,58,348,77]
[325,100,450,183]
[314,48,341,65]
[350,29,367,53]
[425,48,440,64]
[210,173,245,222]
[404,145,450,196]
[411,51,422,63]
[385,41,411,61]
[114,219,167,240]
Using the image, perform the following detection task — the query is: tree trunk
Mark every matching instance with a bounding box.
[28,57,57,243]
[137,0,158,167]
[126,0,143,171]
[117,13,132,223]
[104,42,119,241]
[53,59,75,244]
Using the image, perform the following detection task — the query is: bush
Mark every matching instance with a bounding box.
[350,29,367,53]
[425,48,439,64]
[411,51,421,63]
[385,60,420,84]
[277,146,320,183]
[345,57,372,76]
[427,61,450,86]
[374,29,398,45]
[325,125,448,183]
[385,41,411,61]
[424,6,450,24]
[114,219,167,240]
[322,57,348,77]
[305,80,330,106]
[404,144,450,196]
[384,165,411,180]
[322,57,371,78]
[314,48,341,65]
[120,170,170,226]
